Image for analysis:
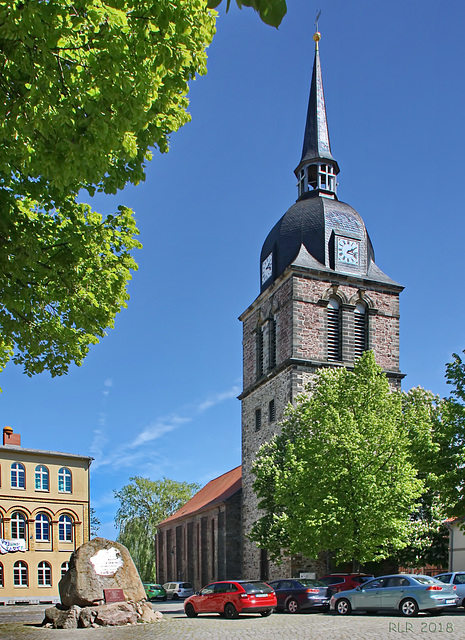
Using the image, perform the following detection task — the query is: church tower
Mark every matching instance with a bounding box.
[239,31,404,580]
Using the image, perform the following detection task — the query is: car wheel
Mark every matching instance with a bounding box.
[321,605,330,613]
[185,603,197,618]
[162,596,167,601]
[224,603,238,619]
[287,599,300,614]
[172,593,179,600]
[336,598,352,616]
[400,598,419,617]
[260,609,272,617]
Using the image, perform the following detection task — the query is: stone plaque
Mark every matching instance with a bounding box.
[90,547,124,576]
[104,588,125,603]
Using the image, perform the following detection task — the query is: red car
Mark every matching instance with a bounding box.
[184,580,277,618]
[318,573,374,594]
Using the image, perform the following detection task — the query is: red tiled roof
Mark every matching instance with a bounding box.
[158,466,242,527]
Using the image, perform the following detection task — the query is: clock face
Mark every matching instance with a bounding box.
[337,237,360,265]
[261,253,273,284]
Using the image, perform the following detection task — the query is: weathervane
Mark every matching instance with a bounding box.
[314,9,322,50]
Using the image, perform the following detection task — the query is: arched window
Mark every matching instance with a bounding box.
[11,462,25,489]
[58,468,72,493]
[268,318,277,369]
[35,465,49,491]
[327,297,341,361]
[11,511,27,540]
[13,561,28,586]
[35,513,50,542]
[61,561,69,579]
[256,328,264,378]
[59,514,73,542]
[0,515,3,539]
[37,561,52,586]
[0,562,3,587]
[354,302,367,360]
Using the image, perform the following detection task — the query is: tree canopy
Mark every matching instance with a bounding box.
[0,1,216,376]
[114,476,200,581]
[251,351,429,568]
[207,0,287,27]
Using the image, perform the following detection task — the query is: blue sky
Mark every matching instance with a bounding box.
[1,0,465,539]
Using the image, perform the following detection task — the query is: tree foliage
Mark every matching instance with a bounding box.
[114,476,200,581]
[251,351,426,568]
[207,0,286,27]
[0,1,216,376]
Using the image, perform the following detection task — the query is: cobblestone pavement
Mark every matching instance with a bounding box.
[0,602,464,640]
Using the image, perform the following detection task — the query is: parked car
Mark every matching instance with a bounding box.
[434,572,465,607]
[268,578,331,613]
[318,573,374,593]
[163,581,194,600]
[143,583,167,601]
[184,580,277,618]
[331,574,458,617]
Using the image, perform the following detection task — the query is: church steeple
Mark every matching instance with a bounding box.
[294,31,339,200]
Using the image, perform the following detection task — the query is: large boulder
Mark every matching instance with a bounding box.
[59,537,146,607]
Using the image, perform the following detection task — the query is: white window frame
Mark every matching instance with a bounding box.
[58,467,72,493]
[35,513,50,542]
[37,561,52,586]
[35,465,49,491]
[11,462,25,489]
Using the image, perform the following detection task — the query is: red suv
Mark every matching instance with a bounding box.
[184,580,277,618]
[318,574,374,594]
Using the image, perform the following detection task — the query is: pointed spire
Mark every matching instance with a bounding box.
[295,29,339,199]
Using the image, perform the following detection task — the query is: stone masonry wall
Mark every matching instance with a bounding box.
[240,269,402,581]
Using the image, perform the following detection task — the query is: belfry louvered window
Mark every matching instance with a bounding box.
[354,302,367,360]
[327,297,341,361]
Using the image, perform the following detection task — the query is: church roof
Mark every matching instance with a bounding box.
[261,194,401,290]
[297,33,338,172]
[157,466,242,527]
[260,31,401,293]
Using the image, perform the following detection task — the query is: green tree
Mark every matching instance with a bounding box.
[90,507,101,538]
[207,0,286,27]
[251,351,425,569]
[114,476,200,582]
[0,1,216,376]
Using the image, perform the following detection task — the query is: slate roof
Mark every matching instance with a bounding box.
[298,41,338,171]
[260,194,402,292]
[158,466,242,527]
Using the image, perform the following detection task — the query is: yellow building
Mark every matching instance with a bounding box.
[0,426,92,604]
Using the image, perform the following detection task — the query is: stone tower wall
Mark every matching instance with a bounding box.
[240,269,402,579]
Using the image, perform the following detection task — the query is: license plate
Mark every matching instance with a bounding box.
[445,599,455,604]
[256,593,269,598]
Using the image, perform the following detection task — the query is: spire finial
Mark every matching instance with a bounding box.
[314,10,321,50]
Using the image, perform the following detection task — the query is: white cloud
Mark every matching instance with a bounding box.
[129,415,191,448]
[91,384,239,473]
[197,385,240,413]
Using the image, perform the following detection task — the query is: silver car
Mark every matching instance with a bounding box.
[163,581,194,600]
[435,572,465,607]
[331,574,458,617]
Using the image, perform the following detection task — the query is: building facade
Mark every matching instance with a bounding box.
[156,467,241,590]
[0,426,92,604]
[239,31,404,580]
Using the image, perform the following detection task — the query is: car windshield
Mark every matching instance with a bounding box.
[299,579,326,587]
[241,581,274,594]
